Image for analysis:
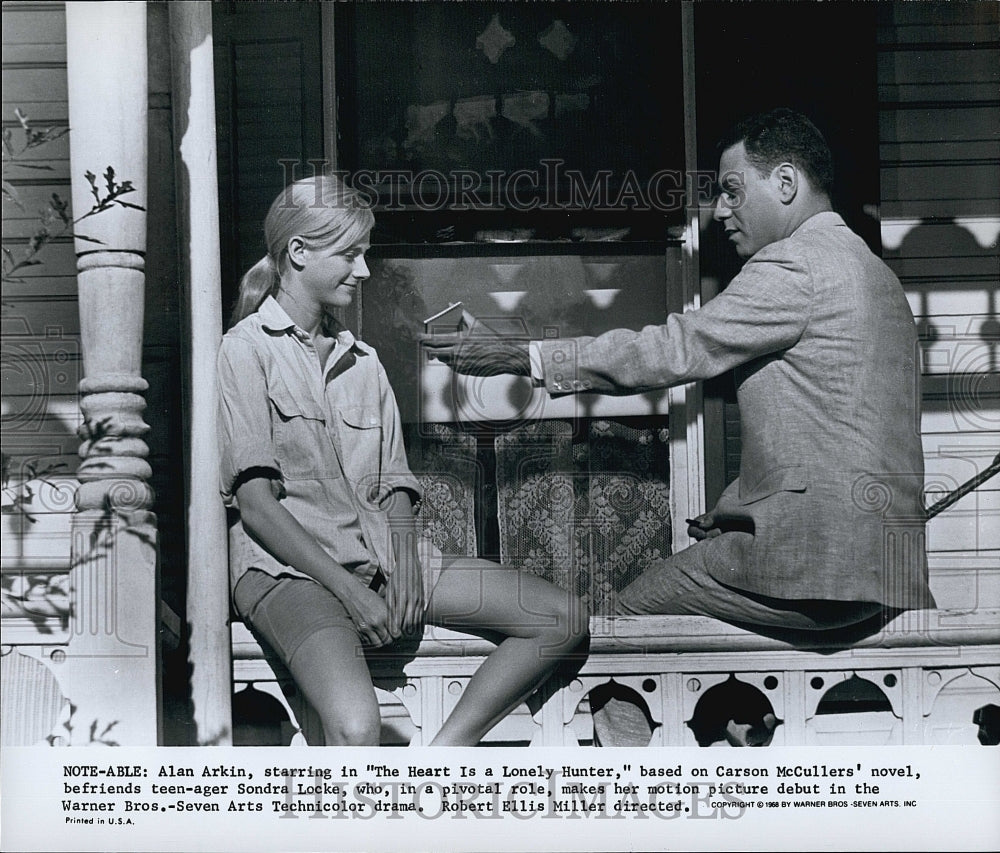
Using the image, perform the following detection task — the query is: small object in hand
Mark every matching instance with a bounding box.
[423,301,466,334]
[423,302,469,361]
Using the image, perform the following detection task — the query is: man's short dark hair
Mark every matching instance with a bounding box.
[719,108,834,196]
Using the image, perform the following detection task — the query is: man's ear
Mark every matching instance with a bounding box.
[774,163,798,204]
[286,236,307,269]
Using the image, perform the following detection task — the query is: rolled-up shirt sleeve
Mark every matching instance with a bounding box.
[217,336,281,506]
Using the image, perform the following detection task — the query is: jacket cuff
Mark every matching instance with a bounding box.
[537,338,595,395]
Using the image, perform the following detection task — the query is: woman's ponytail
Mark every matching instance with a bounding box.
[229,255,278,328]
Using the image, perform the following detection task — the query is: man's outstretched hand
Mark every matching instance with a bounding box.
[420,332,531,377]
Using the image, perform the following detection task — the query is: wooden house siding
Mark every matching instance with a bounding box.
[2,1,77,594]
[878,1,1000,609]
[2,0,185,631]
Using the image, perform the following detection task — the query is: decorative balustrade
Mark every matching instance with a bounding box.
[232,611,1000,747]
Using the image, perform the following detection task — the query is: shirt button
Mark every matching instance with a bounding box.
[368,417,378,426]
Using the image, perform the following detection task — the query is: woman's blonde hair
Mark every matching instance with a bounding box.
[229,174,375,327]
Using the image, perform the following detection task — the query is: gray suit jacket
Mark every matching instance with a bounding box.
[538,212,933,609]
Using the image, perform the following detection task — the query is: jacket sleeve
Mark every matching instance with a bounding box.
[217,335,281,506]
[537,245,814,395]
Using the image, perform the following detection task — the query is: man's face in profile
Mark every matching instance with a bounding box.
[714,141,787,259]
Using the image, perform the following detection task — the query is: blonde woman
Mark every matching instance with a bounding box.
[218,175,588,746]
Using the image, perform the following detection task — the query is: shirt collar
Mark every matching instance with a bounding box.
[258,295,358,349]
[258,295,295,332]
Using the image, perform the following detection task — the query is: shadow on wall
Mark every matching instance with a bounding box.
[1,312,80,631]
[892,218,999,437]
[894,216,998,362]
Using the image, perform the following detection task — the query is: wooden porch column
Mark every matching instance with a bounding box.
[61,0,160,744]
[168,2,232,746]
[668,2,706,553]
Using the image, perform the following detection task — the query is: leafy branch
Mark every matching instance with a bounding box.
[77,166,143,222]
[2,109,144,286]
[1,452,69,523]
[1,107,69,171]
[47,702,120,747]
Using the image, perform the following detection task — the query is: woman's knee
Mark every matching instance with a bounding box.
[539,592,590,652]
[320,706,381,746]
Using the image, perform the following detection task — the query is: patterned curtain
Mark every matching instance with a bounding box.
[404,422,479,558]
[496,420,671,614]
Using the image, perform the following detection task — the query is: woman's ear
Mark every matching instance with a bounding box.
[286,236,307,269]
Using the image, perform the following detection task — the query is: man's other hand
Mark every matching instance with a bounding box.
[686,512,722,541]
[420,332,531,377]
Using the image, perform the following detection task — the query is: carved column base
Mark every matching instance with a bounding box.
[46,510,162,745]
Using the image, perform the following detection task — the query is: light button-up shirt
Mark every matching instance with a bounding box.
[217,296,422,590]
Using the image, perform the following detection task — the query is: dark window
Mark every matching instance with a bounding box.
[334,2,685,244]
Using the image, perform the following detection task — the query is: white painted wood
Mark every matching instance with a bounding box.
[168,0,231,748]
[233,611,1000,746]
[668,2,706,551]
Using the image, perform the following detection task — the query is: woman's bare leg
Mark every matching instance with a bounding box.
[425,559,588,746]
[284,626,381,745]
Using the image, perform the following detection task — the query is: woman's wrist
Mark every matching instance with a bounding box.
[310,560,361,601]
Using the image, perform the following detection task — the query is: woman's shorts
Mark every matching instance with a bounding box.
[232,538,446,666]
[234,569,356,665]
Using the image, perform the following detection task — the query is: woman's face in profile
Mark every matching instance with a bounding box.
[299,234,371,309]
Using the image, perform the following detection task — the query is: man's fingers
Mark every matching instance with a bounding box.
[418,332,463,348]
[687,513,720,540]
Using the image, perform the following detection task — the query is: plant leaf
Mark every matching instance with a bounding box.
[73,233,104,244]
[2,181,23,208]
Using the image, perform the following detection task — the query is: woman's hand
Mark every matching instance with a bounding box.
[235,475,394,646]
[386,541,425,637]
[383,489,426,637]
[341,583,393,648]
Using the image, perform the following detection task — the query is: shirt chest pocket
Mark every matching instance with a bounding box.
[336,406,383,499]
[268,383,341,481]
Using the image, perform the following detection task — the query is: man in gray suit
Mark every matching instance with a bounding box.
[425,109,933,716]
